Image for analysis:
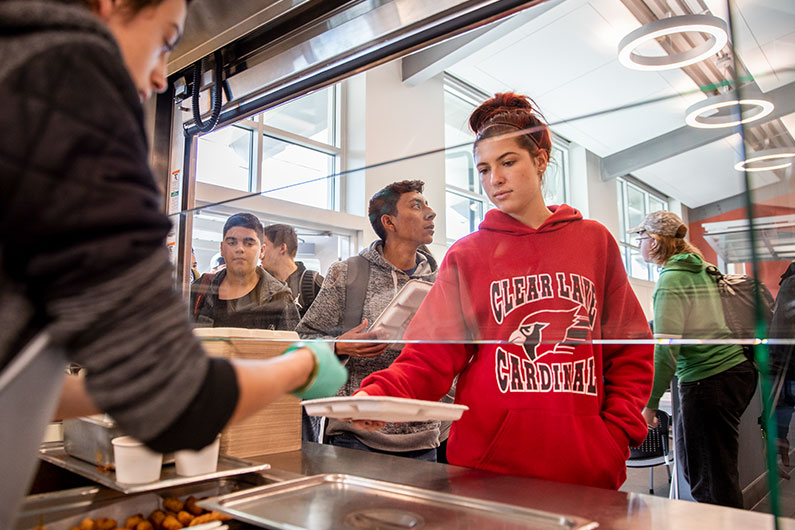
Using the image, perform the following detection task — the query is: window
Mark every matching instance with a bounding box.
[443,76,486,246]
[616,177,669,281]
[196,85,342,210]
[443,75,569,246]
[196,125,254,192]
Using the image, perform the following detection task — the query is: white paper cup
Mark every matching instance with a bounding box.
[175,435,221,476]
[112,436,163,484]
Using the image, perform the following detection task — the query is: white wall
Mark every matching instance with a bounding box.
[568,144,656,318]
[353,61,448,259]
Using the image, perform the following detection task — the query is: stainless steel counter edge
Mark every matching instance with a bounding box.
[248,442,793,530]
[20,442,792,530]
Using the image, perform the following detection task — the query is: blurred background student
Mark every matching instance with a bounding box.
[636,211,756,507]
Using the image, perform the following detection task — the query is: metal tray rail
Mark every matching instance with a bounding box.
[39,442,270,494]
[198,473,599,530]
[16,475,271,530]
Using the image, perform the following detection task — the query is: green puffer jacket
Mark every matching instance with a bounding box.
[647,253,746,409]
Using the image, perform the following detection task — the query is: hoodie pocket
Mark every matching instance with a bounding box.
[476,410,627,489]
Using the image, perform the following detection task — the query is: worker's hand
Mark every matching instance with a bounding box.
[642,407,659,428]
[284,342,348,400]
[345,391,386,431]
[334,319,388,358]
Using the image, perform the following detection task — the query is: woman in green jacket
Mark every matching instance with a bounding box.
[634,210,756,508]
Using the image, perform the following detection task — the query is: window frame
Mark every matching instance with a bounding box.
[443,76,489,246]
[616,176,669,282]
[196,84,344,211]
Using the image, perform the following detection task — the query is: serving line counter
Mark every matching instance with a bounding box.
[18,442,789,529]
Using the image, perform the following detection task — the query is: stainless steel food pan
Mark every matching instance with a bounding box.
[198,473,599,529]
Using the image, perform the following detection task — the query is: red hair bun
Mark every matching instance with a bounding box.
[469,92,535,134]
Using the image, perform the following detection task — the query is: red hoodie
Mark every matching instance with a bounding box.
[360,205,653,489]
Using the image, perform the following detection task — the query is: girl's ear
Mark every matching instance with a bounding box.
[535,150,550,175]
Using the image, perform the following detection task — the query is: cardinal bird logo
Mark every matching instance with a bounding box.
[508,306,591,361]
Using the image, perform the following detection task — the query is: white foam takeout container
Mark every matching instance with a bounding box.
[111,436,163,484]
[301,396,468,423]
[175,435,221,476]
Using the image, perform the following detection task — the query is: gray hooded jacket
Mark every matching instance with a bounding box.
[296,241,440,451]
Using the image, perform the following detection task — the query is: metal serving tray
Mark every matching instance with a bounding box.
[39,442,270,495]
[198,474,599,530]
[16,475,270,530]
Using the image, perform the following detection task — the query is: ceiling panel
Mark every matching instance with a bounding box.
[474,3,617,96]
[705,0,795,93]
[781,111,795,140]
[536,61,690,155]
[759,32,795,90]
[734,0,795,45]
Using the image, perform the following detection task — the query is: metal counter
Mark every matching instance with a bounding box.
[244,442,790,530]
[20,442,791,529]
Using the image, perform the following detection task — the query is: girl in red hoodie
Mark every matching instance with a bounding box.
[357,93,653,489]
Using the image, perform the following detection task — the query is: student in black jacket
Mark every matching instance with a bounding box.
[261,223,324,319]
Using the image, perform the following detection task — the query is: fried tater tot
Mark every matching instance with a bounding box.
[160,515,183,530]
[184,496,204,516]
[96,518,117,530]
[125,514,144,528]
[162,497,184,513]
[147,509,166,530]
[80,519,97,530]
[176,511,194,526]
[188,512,230,526]
[135,522,154,530]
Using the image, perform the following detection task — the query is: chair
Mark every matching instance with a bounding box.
[627,410,674,495]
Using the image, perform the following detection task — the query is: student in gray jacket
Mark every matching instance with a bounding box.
[297,180,441,460]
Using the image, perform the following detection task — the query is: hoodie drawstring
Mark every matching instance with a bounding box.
[391,270,398,296]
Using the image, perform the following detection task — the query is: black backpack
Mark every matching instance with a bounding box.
[705,266,775,367]
[298,268,321,312]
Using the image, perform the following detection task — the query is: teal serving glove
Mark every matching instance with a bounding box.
[283,341,348,400]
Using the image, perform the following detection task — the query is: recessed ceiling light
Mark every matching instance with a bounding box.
[685,89,775,129]
[618,14,728,71]
[734,148,795,172]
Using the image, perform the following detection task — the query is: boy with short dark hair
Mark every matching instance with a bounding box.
[191,213,299,330]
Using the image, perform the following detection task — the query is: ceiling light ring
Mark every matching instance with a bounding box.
[685,88,775,129]
[618,14,729,71]
[734,148,795,172]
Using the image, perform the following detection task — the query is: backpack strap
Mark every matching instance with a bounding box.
[193,273,215,320]
[705,265,723,280]
[343,255,370,332]
[299,268,320,310]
